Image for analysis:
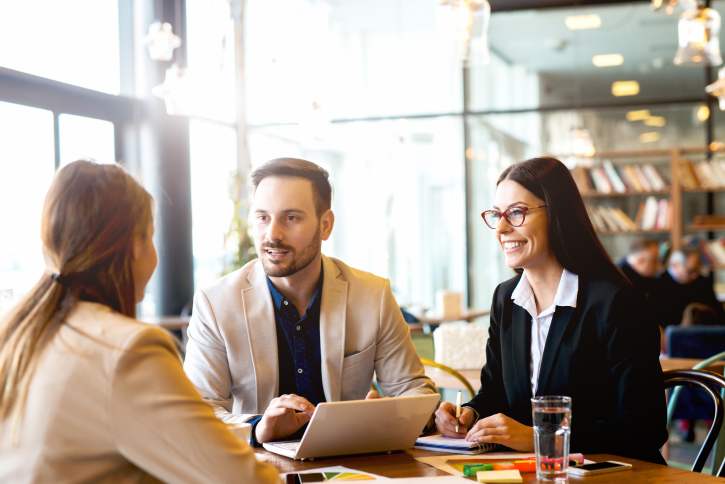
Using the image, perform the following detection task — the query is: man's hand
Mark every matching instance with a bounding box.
[435,401,473,438]
[365,390,390,400]
[465,413,534,452]
[254,394,316,444]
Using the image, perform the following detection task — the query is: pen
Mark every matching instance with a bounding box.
[455,390,462,433]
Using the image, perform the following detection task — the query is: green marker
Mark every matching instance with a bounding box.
[463,464,492,476]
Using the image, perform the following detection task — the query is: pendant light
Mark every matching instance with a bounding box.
[674,5,722,67]
[152,65,192,115]
[143,21,182,61]
[568,128,595,157]
[706,67,725,110]
[438,0,491,65]
[651,0,695,15]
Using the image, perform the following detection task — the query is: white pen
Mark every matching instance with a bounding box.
[455,390,462,433]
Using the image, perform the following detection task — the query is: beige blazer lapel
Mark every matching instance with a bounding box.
[242,261,279,411]
[319,255,348,403]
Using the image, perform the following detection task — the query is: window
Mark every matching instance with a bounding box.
[189,119,238,290]
[186,0,236,122]
[248,115,467,308]
[59,114,115,165]
[0,1,120,94]
[0,101,55,310]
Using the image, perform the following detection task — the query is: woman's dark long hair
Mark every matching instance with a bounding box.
[498,157,626,282]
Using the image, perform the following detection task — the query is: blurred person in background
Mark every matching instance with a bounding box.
[616,238,660,298]
[654,247,725,329]
[0,161,280,484]
[434,157,667,465]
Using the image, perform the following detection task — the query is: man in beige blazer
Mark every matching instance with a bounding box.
[184,158,436,444]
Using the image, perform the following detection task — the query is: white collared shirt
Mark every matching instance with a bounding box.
[511,269,579,396]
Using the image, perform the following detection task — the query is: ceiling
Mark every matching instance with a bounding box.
[325,0,725,107]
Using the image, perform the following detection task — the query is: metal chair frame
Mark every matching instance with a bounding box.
[371,359,476,400]
[420,357,476,399]
[664,369,725,476]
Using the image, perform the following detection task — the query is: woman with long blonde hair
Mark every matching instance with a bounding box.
[0,160,280,484]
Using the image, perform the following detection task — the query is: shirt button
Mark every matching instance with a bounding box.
[296,326,301,331]
[298,368,303,373]
[283,301,289,305]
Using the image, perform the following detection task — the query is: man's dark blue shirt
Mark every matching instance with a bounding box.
[249,269,326,446]
[266,269,326,407]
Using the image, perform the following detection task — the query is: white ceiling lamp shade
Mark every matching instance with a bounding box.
[706,67,725,110]
[143,21,182,61]
[438,0,491,65]
[152,65,192,116]
[568,129,595,158]
[674,6,722,67]
[651,0,696,15]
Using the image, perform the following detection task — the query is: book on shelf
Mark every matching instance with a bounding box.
[586,196,670,232]
[692,215,725,227]
[573,161,669,195]
[682,236,725,268]
[680,158,725,190]
[603,160,626,193]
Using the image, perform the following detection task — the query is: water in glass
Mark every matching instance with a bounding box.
[532,398,571,482]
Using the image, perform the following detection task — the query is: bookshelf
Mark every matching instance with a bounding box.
[571,147,725,254]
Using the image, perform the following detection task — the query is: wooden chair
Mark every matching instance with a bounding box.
[420,357,476,399]
[664,369,725,476]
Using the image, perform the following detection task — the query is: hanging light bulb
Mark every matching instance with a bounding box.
[567,129,595,157]
[651,0,696,15]
[706,67,725,110]
[152,65,192,115]
[438,0,491,65]
[674,5,722,66]
[143,21,182,61]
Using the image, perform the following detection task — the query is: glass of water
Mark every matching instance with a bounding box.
[532,396,572,483]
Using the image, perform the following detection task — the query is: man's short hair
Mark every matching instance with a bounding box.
[669,247,700,267]
[251,158,333,216]
[627,238,658,257]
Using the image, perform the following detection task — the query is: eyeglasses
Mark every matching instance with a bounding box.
[481,205,546,229]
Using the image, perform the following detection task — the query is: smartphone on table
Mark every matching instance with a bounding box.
[568,461,632,476]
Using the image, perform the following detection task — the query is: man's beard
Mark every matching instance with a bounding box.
[259,225,321,278]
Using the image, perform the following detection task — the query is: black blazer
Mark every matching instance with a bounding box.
[465,274,668,464]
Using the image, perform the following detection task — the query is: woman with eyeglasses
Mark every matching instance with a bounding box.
[0,161,280,484]
[435,157,667,465]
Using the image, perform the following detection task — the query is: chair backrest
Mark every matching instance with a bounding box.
[666,326,725,359]
[420,357,475,399]
[664,369,725,476]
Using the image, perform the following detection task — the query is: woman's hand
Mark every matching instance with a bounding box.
[465,413,535,452]
[435,402,474,438]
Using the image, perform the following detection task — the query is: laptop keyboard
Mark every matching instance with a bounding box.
[268,442,300,450]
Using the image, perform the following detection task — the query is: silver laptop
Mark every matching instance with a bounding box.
[262,393,440,460]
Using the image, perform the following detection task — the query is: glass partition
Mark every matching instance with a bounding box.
[249,115,466,311]
[59,114,115,165]
[0,0,120,94]
[0,101,55,311]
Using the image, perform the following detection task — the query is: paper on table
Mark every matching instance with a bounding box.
[414,454,594,477]
[283,466,389,481]
[387,477,470,484]
[475,470,521,483]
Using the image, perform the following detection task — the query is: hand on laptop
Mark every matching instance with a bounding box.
[254,394,316,444]
[365,390,390,399]
[435,402,473,438]
[465,413,534,452]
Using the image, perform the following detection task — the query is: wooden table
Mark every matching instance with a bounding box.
[660,357,725,373]
[413,309,490,325]
[255,447,725,482]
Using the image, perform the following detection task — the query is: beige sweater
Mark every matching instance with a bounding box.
[0,301,281,484]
